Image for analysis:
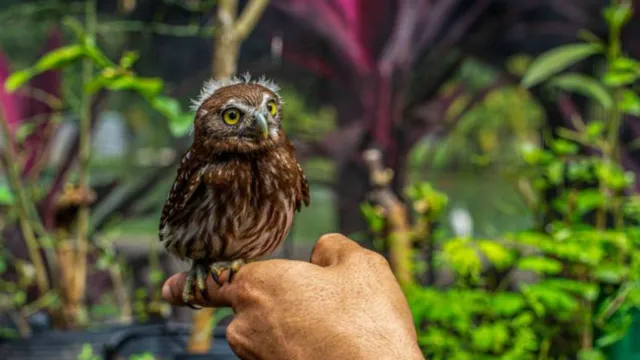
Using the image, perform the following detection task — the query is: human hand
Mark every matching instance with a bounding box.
[162,233,424,360]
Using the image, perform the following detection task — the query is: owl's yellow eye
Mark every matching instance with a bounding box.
[222,108,241,125]
[266,100,278,117]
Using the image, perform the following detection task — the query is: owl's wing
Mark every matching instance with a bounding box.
[297,162,310,211]
[159,151,206,236]
[286,140,310,211]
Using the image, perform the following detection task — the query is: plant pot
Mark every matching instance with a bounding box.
[0,321,239,360]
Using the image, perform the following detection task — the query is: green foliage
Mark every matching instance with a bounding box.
[3,16,192,138]
[279,85,337,141]
[521,43,602,88]
[77,344,100,360]
[549,73,613,109]
[380,6,640,358]
[0,185,15,205]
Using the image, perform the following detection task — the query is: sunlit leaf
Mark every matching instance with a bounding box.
[586,121,605,139]
[62,16,86,41]
[106,76,163,99]
[83,41,114,68]
[0,185,15,205]
[4,69,34,92]
[119,51,140,69]
[612,57,640,73]
[521,43,602,88]
[603,3,633,30]
[620,89,640,116]
[5,44,85,92]
[517,256,563,274]
[594,263,628,283]
[575,189,606,216]
[550,73,613,108]
[477,240,514,270]
[603,70,639,87]
[550,138,580,155]
[151,96,193,137]
[15,122,37,143]
[578,349,606,360]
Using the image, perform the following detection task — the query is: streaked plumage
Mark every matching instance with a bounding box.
[159,75,310,304]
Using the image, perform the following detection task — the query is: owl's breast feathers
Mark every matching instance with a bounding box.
[159,140,309,261]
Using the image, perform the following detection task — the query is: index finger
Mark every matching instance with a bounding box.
[162,271,235,308]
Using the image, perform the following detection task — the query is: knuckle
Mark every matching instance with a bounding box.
[225,321,243,348]
[314,233,344,252]
[361,249,390,268]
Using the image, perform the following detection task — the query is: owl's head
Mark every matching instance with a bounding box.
[190,74,284,154]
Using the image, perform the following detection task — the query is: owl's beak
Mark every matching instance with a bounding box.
[254,112,269,140]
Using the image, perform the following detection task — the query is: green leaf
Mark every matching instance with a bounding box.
[578,30,603,46]
[151,96,193,137]
[578,349,606,360]
[543,278,600,301]
[620,89,640,116]
[612,57,640,74]
[34,44,85,72]
[603,3,633,30]
[106,76,163,99]
[62,16,86,41]
[119,51,140,69]
[521,43,602,88]
[603,70,639,87]
[546,160,564,185]
[549,73,613,108]
[4,69,35,92]
[0,185,15,205]
[15,122,37,143]
[83,41,114,68]
[594,263,628,283]
[575,189,606,215]
[550,138,580,155]
[586,121,605,139]
[5,44,85,92]
[477,240,514,270]
[517,256,563,274]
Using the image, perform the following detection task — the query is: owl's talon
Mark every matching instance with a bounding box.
[228,259,245,284]
[186,303,202,310]
[183,260,212,307]
[211,270,224,287]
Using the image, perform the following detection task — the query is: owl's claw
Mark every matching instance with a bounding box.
[211,269,224,287]
[183,261,212,307]
[186,303,202,310]
[211,259,246,286]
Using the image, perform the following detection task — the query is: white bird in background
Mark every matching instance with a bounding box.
[449,205,474,238]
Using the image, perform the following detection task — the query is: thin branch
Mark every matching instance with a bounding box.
[0,113,50,295]
[98,21,215,37]
[71,0,97,326]
[233,0,269,41]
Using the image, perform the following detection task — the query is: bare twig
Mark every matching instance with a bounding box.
[233,0,269,41]
[0,113,50,295]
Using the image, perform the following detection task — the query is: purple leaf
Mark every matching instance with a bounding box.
[0,51,25,137]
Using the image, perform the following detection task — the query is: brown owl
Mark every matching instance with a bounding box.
[159,74,310,307]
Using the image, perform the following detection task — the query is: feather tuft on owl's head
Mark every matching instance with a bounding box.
[190,73,280,112]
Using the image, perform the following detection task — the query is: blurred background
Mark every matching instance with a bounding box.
[0,0,639,359]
